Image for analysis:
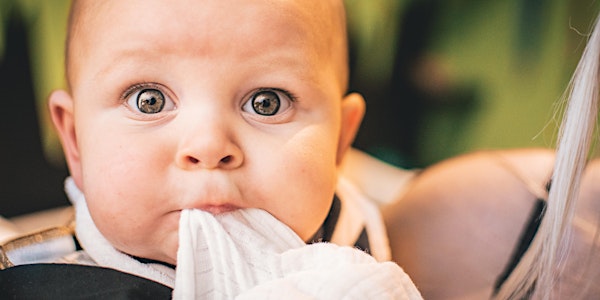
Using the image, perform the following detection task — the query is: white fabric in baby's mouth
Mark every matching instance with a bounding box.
[173,208,304,298]
[173,208,423,299]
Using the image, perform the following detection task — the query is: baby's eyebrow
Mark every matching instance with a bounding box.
[90,47,163,83]
[84,35,337,102]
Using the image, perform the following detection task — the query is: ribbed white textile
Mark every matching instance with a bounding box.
[173,208,422,299]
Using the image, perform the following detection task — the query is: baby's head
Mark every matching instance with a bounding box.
[49,0,364,265]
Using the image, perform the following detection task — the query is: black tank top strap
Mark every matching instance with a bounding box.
[308,195,341,243]
[493,197,547,296]
[308,195,372,255]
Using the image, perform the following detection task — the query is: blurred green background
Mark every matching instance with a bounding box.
[1,0,599,216]
[346,0,600,167]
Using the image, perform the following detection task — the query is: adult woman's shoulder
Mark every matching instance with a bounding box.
[383,148,554,299]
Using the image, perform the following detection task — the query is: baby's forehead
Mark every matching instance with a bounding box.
[68,0,348,92]
[71,0,344,44]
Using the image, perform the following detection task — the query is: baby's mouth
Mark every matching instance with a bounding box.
[198,204,238,215]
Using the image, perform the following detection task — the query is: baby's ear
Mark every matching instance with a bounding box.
[337,92,365,165]
[48,90,83,189]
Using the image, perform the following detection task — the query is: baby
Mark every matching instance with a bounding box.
[0,0,421,298]
[53,0,361,267]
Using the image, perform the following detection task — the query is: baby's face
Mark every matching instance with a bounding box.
[52,0,362,264]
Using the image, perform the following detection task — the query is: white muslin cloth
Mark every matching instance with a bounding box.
[173,208,423,299]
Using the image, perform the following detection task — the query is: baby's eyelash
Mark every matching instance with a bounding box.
[120,82,160,100]
[259,87,298,102]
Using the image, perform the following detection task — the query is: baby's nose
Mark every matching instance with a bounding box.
[175,123,243,170]
[177,143,243,170]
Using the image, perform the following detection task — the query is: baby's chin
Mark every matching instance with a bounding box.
[161,234,181,266]
[112,232,179,267]
[128,246,178,267]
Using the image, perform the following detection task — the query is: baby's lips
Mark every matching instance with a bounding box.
[197,204,239,215]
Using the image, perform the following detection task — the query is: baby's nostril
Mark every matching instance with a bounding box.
[221,155,232,163]
[188,157,199,164]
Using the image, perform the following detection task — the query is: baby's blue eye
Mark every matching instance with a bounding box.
[136,89,165,114]
[251,90,280,116]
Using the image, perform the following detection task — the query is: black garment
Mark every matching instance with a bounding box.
[493,198,546,297]
[308,195,371,254]
[0,264,172,299]
[308,195,342,243]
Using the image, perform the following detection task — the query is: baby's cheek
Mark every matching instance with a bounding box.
[286,198,333,241]
[86,194,140,243]
[89,207,128,240]
[283,180,336,240]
